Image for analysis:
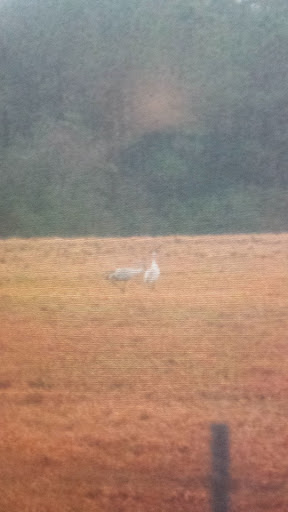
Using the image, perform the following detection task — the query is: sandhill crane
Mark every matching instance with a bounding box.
[144,252,160,289]
[106,264,145,292]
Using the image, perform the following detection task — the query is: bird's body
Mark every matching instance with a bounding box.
[107,265,144,292]
[108,266,144,281]
[144,253,160,288]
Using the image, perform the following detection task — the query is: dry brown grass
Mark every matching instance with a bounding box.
[0,233,288,511]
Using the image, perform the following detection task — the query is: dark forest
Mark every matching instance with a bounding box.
[1,0,287,237]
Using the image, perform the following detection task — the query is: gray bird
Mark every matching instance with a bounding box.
[106,264,145,292]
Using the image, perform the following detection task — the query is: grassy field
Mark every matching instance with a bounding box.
[0,233,288,512]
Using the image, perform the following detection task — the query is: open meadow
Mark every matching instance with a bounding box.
[0,233,288,512]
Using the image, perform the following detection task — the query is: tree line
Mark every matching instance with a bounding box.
[0,0,287,237]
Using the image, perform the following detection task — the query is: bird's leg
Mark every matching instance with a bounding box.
[111,280,119,289]
[120,281,127,293]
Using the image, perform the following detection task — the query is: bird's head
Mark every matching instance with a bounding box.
[151,244,162,257]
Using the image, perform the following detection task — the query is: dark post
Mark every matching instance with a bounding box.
[210,423,230,512]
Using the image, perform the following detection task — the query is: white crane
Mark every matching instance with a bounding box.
[106,264,145,292]
[144,251,160,289]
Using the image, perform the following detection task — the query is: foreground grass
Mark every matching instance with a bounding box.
[0,234,288,511]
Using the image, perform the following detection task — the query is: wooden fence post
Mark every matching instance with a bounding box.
[210,423,230,512]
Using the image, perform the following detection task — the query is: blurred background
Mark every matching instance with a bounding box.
[0,0,287,238]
